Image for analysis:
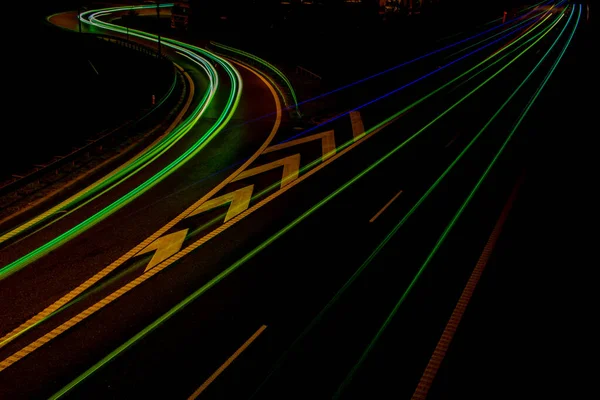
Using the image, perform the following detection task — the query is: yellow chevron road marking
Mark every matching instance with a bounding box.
[0,66,374,371]
[189,185,254,223]
[139,229,189,272]
[0,60,281,354]
[232,154,300,189]
[263,130,336,161]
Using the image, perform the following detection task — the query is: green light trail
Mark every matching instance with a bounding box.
[48,10,564,397]
[254,9,566,395]
[19,0,552,253]
[0,4,242,280]
[252,10,566,394]
[333,6,579,398]
[320,9,566,328]
[0,39,216,246]
[77,1,558,312]
[210,41,299,112]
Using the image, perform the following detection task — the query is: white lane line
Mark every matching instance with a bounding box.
[369,190,403,223]
[445,133,460,148]
[188,325,268,399]
[88,60,99,75]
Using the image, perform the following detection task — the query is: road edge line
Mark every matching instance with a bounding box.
[411,174,525,399]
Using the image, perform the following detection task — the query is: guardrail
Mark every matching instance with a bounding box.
[208,41,300,117]
[94,33,167,59]
[0,33,178,197]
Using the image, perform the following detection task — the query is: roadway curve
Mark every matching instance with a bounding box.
[0,3,283,393]
[0,1,586,398]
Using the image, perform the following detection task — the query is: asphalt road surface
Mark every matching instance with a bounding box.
[0,2,591,399]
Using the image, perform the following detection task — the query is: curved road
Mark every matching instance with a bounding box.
[0,1,589,398]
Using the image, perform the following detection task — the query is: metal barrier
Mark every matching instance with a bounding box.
[94,33,167,59]
[0,33,177,197]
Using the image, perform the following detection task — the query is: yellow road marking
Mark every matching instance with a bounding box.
[0,99,400,370]
[232,154,300,189]
[0,64,195,244]
[350,110,365,140]
[411,177,523,400]
[263,130,336,161]
[369,190,403,223]
[139,229,189,272]
[0,60,282,364]
[189,185,254,223]
[187,325,267,399]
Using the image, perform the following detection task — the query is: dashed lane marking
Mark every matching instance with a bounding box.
[187,325,268,399]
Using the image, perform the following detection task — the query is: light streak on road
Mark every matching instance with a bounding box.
[215,0,556,128]
[252,9,566,394]
[0,43,215,247]
[43,0,555,197]
[0,0,545,279]
[333,7,579,397]
[443,1,559,60]
[0,59,280,360]
[39,9,566,394]
[185,9,556,242]
[0,4,242,280]
[279,3,554,145]
[210,41,299,112]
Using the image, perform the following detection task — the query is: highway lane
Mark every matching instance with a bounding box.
[0,2,576,396]
[424,19,593,398]
[0,1,282,378]
[249,9,579,400]
[111,6,576,399]
[2,0,536,362]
